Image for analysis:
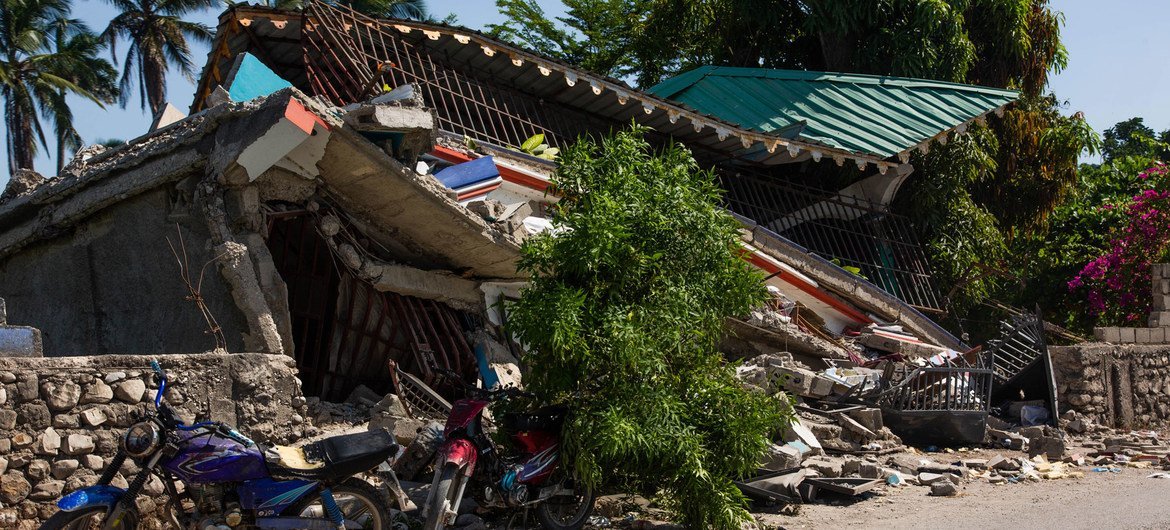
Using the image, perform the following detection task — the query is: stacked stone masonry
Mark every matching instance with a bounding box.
[0,353,305,529]
[1051,343,1170,430]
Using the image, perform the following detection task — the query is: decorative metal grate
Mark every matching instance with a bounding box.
[986,313,1048,384]
[303,1,607,151]
[877,353,994,412]
[719,170,942,312]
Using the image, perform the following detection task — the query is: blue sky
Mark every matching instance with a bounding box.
[2,0,1164,185]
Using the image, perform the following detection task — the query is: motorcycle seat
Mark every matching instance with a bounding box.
[500,405,567,433]
[266,429,399,482]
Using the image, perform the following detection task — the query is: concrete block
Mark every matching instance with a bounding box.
[0,326,42,357]
[1152,327,1167,343]
[1137,328,1152,344]
[1094,327,1120,343]
[1162,280,1170,295]
[1121,327,1137,343]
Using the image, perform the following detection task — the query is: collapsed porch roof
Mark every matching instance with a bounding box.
[648,66,1019,160]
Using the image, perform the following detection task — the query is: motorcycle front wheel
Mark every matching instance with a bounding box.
[423,462,464,530]
[39,506,139,530]
[536,484,595,530]
[288,478,392,530]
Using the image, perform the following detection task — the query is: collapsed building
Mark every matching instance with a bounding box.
[5,0,1165,523]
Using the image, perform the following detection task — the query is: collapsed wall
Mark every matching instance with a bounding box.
[1050,343,1170,429]
[0,353,305,529]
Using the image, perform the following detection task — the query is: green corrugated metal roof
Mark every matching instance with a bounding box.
[648,66,1019,159]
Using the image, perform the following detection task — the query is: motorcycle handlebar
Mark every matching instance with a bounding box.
[435,368,533,400]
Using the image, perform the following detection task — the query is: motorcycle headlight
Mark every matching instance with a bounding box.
[122,421,161,458]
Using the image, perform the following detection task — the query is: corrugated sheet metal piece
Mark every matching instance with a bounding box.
[648,66,1018,159]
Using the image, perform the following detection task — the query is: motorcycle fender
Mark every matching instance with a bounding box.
[439,438,478,477]
[57,485,126,512]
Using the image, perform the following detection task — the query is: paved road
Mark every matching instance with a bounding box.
[766,466,1170,529]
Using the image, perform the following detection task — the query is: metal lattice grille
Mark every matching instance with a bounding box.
[303,1,606,150]
[719,170,942,312]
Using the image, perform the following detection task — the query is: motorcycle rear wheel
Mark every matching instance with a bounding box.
[39,506,139,530]
[288,478,392,530]
[423,462,463,530]
[536,484,595,530]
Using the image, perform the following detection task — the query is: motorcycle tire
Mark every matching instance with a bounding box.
[39,505,139,530]
[536,485,596,530]
[423,462,463,530]
[286,477,393,529]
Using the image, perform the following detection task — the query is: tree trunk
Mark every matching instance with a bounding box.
[5,95,36,173]
[145,54,167,116]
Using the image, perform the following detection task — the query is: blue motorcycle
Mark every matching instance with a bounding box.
[42,361,412,530]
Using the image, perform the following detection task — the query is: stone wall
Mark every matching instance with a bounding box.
[1050,343,1170,429]
[0,353,305,529]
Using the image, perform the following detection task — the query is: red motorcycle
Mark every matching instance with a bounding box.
[421,369,595,530]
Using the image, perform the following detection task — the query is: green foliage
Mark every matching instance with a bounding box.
[0,0,119,173]
[102,0,217,114]
[506,126,788,528]
[1006,118,1170,332]
[518,133,559,160]
[1101,117,1170,163]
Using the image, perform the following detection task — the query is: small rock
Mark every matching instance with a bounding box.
[81,455,103,471]
[34,428,60,456]
[14,375,37,401]
[373,394,408,417]
[10,433,33,449]
[41,380,81,411]
[103,372,126,384]
[0,457,8,474]
[26,460,49,480]
[16,402,50,430]
[917,472,949,485]
[0,387,7,406]
[28,480,64,501]
[114,380,146,403]
[0,372,14,384]
[0,472,30,504]
[62,435,94,456]
[0,410,17,430]
[80,408,107,427]
[51,459,78,480]
[51,414,79,429]
[143,475,165,496]
[80,381,113,405]
[930,481,958,497]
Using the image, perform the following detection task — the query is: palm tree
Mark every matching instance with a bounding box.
[0,0,118,174]
[102,0,216,115]
[49,17,119,173]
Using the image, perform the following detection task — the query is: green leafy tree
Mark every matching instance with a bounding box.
[1101,117,1170,164]
[102,0,217,115]
[506,126,788,528]
[1,0,118,173]
[1009,118,1170,332]
[48,16,119,173]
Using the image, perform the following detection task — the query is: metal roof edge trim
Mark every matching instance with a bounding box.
[196,3,894,169]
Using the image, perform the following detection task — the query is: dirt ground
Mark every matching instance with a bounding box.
[759,460,1170,530]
